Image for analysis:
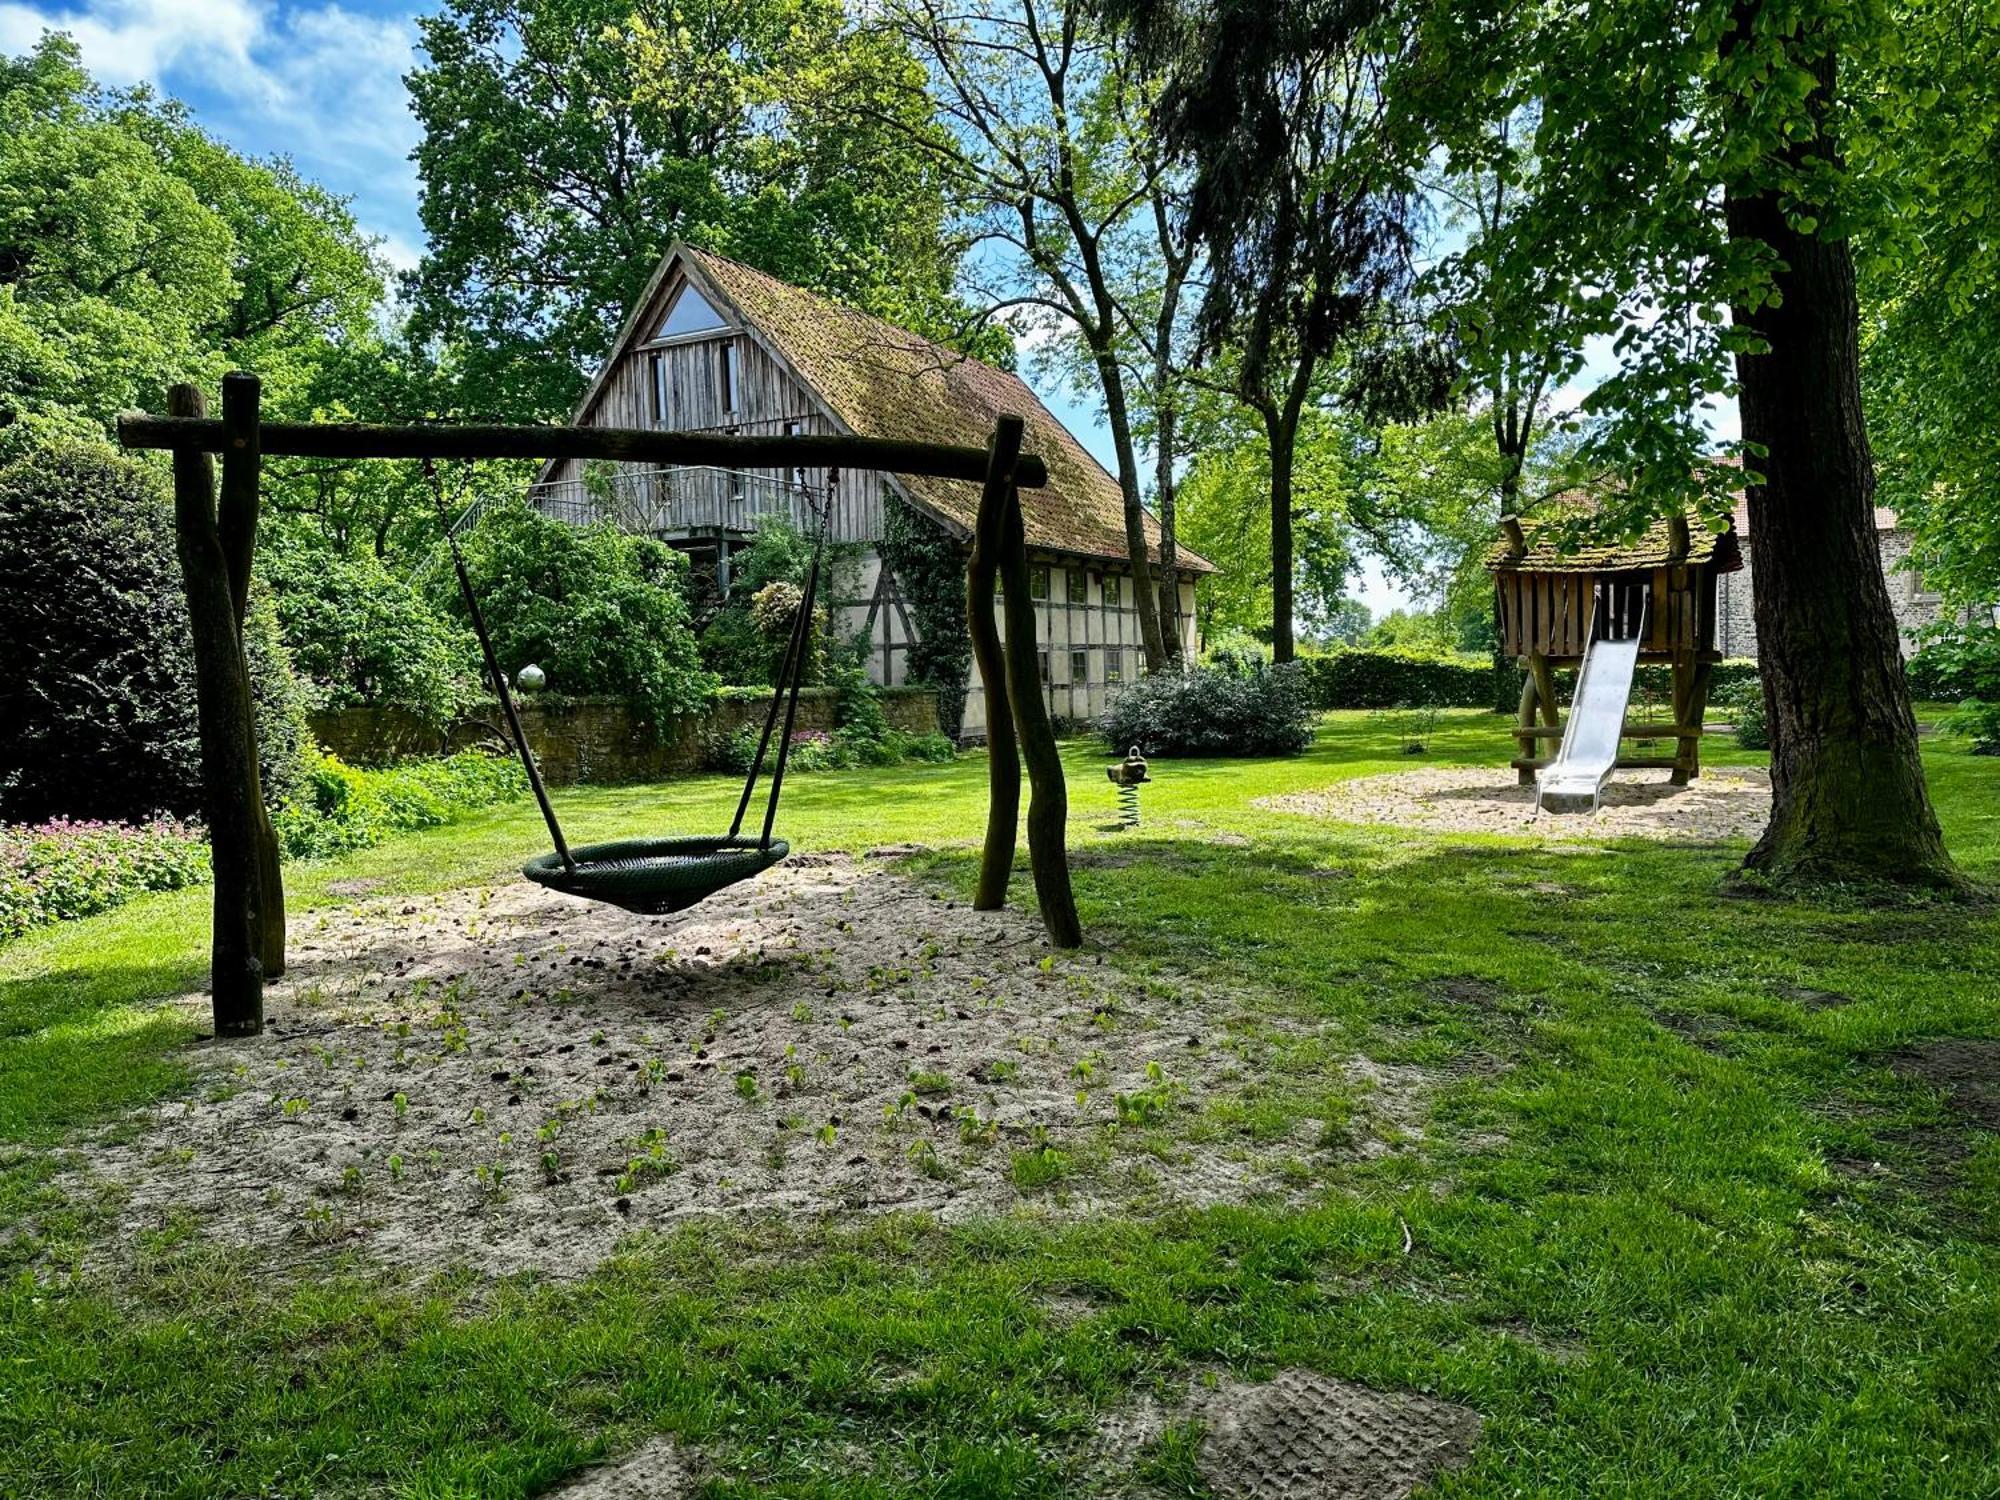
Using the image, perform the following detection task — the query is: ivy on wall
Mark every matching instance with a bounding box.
[878,489,973,738]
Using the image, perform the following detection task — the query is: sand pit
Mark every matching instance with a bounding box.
[1262,766,1771,842]
[57,854,1425,1280]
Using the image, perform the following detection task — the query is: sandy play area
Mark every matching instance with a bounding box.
[1262,766,1772,842]
[57,851,1429,1280]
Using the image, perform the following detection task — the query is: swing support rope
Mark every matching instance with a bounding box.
[421,458,837,873]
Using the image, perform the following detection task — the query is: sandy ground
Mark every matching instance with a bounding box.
[1262,766,1772,842]
[58,853,1427,1281]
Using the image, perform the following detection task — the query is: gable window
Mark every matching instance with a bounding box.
[649,353,666,424]
[719,342,740,416]
[1066,568,1088,603]
[1071,649,1090,684]
[1029,566,1050,601]
[656,285,727,340]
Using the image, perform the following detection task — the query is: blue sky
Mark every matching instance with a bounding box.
[5,0,1723,621]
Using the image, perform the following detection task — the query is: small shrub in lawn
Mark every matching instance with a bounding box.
[1369,701,1445,754]
[1726,682,1770,750]
[1100,659,1314,757]
[0,817,210,944]
[272,751,529,860]
[1937,699,2000,755]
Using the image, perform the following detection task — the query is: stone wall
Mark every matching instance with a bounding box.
[1714,526,1948,663]
[310,688,941,785]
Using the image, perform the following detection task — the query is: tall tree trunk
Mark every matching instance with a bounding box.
[1723,27,1958,889]
[1096,347,1171,671]
[1267,415,1298,663]
[1155,388,1185,665]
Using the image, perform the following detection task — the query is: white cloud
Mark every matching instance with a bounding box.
[0,0,267,88]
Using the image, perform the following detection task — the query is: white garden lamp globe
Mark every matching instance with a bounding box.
[516,663,547,693]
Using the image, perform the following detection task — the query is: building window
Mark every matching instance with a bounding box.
[1071,649,1090,683]
[1037,648,1051,683]
[649,353,666,424]
[1029,566,1050,601]
[1106,650,1123,684]
[657,285,727,339]
[719,341,740,415]
[1103,573,1122,608]
[1066,568,1088,603]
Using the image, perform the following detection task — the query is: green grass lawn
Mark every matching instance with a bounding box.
[4,712,1997,1497]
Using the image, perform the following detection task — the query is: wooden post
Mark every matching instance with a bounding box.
[1515,669,1539,786]
[1672,657,1714,786]
[220,373,286,978]
[968,419,1025,911]
[996,474,1083,949]
[170,383,266,1036]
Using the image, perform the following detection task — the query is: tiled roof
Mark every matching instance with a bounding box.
[1487,511,1744,574]
[683,248,1212,572]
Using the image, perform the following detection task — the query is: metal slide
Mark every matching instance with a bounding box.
[1536,602,1644,813]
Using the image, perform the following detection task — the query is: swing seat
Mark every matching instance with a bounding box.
[524,836,790,916]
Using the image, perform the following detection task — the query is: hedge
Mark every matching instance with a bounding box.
[1296,649,1508,710]
[1293,647,1760,715]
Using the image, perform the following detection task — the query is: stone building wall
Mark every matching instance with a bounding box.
[311,688,941,786]
[1712,525,1946,663]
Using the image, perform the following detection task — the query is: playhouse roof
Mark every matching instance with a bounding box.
[1486,513,1744,574]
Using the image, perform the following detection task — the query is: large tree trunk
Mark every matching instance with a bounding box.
[1097,348,1172,672]
[1155,388,1185,666]
[1268,416,1298,663]
[1723,29,1958,889]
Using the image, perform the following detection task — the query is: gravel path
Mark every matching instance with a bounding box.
[1261,766,1772,842]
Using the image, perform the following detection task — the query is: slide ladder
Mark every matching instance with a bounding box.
[1537,599,1645,813]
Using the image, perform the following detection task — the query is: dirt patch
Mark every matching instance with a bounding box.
[1097,1367,1482,1499]
[1886,1039,2000,1132]
[58,858,1430,1280]
[548,1436,695,1497]
[1261,767,1771,843]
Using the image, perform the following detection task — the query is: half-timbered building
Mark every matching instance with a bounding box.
[531,243,1211,737]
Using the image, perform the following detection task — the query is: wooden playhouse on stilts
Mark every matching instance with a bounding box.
[1488,512,1743,796]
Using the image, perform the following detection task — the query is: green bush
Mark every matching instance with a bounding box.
[0,816,211,945]
[262,539,477,724]
[1296,647,1502,710]
[878,495,974,738]
[0,442,314,822]
[432,497,715,727]
[1907,625,2000,703]
[272,750,529,860]
[1937,699,2000,755]
[1101,659,1315,757]
[1724,681,1770,750]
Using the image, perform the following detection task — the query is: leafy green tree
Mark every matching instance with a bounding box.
[1399,0,1956,888]
[431,497,716,724]
[0,443,311,822]
[405,0,978,421]
[0,37,382,453]
[1855,0,2000,608]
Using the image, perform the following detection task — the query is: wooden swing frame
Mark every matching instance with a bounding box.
[121,373,1079,1039]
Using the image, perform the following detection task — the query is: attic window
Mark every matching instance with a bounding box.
[655,285,728,340]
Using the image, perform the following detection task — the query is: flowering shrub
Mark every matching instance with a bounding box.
[0,817,210,944]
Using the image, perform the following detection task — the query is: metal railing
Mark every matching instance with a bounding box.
[523,465,819,538]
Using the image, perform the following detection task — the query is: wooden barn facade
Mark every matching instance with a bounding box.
[532,244,1210,737]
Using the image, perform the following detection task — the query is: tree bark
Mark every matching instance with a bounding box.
[220,372,286,978]
[996,479,1084,949]
[1267,414,1299,663]
[170,383,266,1036]
[968,418,1026,911]
[1155,386,1185,665]
[1094,344,1172,672]
[1722,25,1959,889]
